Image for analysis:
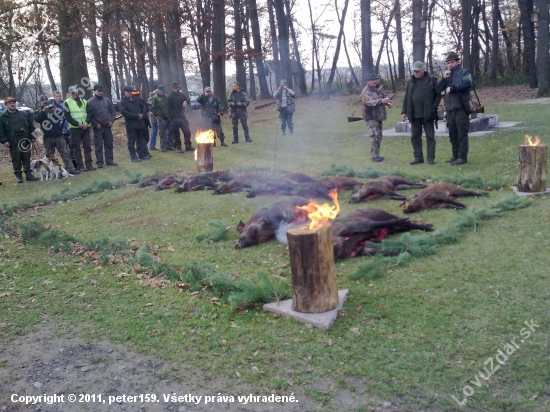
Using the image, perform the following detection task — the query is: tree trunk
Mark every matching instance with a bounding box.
[273,0,293,88]
[412,0,425,62]
[110,37,121,99]
[462,0,472,68]
[43,55,57,94]
[307,0,318,93]
[326,0,350,96]
[212,0,226,101]
[234,0,247,90]
[267,0,281,84]
[498,8,514,74]
[517,145,547,192]
[361,0,373,85]
[519,0,537,87]
[536,0,549,95]
[375,5,396,73]
[285,0,308,94]
[490,0,499,80]
[196,143,214,172]
[395,0,405,82]
[471,0,481,77]
[248,0,271,98]
[287,223,339,314]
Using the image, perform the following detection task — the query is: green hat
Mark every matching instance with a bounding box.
[365,71,380,81]
[412,61,425,71]
[445,51,460,62]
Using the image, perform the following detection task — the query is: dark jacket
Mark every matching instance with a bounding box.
[167,91,188,118]
[436,65,472,111]
[0,109,34,147]
[401,72,439,121]
[34,108,63,138]
[196,94,225,122]
[120,95,145,131]
[87,96,116,128]
[152,93,169,119]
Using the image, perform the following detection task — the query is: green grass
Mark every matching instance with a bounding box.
[1,95,549,411]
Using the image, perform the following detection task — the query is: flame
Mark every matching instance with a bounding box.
[297,189,340,229]
[195,130,216,144]
[524,135,541,146]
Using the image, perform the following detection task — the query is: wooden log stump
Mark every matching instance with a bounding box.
[287,222,339,313]
[517,145,547,192]
[195,143,214,172]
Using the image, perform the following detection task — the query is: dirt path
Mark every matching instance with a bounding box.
[0,326,326,412]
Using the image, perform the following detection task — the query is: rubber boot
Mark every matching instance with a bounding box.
[25,171,38,182]
[232,129,239,144]
[244,127,252,142]
[220,137,227,147]
[15,172,23,184]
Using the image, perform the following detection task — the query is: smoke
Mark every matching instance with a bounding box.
[275,222,299,245]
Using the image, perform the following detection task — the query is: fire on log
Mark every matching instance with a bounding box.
[517,135,547,192]
[194,130,215,172]
[287,190,340,313]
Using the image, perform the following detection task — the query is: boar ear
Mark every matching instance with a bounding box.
[236,220,245,233]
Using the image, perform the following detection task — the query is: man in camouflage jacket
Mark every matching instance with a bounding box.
[361,71,393,162]
[197,86,227,147]
[273,79,295,135]
[227,81,251,143]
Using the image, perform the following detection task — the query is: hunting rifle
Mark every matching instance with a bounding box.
[347,91,398,122]
[255,101,277,110]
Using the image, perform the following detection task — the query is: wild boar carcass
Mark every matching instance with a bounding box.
[235,197,310,249]
[139,172,192,188]
[380,175,428,190]
[176,171,235,192]
[403,182,488,213]
[349,183,407,203]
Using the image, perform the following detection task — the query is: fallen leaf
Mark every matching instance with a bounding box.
[167,246,175,252]
[235,371,241,377]
[231,322,239,328]
[350,327,360,334]
[0,292,11,298]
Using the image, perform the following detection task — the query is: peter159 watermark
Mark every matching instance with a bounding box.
[451,319,540,406]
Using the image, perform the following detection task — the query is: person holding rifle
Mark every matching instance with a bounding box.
[273,79,295,135]
[401,61,440,165]
[361,71,393,163]
[436,51,472,165]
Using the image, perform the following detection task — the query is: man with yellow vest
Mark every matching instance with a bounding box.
[64,85,95,172]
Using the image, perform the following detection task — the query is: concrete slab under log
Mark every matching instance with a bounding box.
[385,118,523,138]
[511,186,550,197]
[263,289,349,330]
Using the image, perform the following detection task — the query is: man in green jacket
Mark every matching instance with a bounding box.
[227,81,252,143]
[152,85,171,152]
[196,86,227,147]
[0,97,38,183]
[401,61,440,165]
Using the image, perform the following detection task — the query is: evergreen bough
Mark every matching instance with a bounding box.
[195,220,232,243]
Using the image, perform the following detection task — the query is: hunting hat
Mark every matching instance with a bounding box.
[157,84,165,91]
[4,96,16,103]
[280,79,287,86]
[92,84,103,91]
[171,81,180,88]
[132,90,140,96]
[123,85,133,92]
[204,86,212,92]
[39,95,49,104]
[412,61,426,71]
[365,71,380,81]
[445,51,460,62]
[68,85,79,93]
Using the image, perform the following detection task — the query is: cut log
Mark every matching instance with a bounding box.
[517,145,547,192]
[287,222,339,313]
[195,143,214,173]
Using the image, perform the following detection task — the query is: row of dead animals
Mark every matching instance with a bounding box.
[139,171,488,213]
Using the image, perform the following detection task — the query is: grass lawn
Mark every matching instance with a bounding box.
[0,89,549,411]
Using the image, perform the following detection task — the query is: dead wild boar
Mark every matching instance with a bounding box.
[235,196,310,249]
[402,182,487,213]
[213,173,275,195]
[331,208,433,259]
[349,182,407,203]
[139,172,191,188]
[176,171,235,192]
[380,175,428,190]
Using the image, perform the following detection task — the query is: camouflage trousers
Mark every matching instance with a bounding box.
[44,136,74,171]
[366,120,383,159]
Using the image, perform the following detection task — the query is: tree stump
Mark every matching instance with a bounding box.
[195,143,214,172]
[517,145,547,192]
[287,222,339,313]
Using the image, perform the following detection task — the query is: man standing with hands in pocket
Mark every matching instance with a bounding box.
[401,61,439,165]
[436,51,473,165]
